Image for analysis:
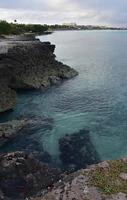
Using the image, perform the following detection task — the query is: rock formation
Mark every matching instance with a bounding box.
[0,151,61,200]
[0,34,78,113]
[59,129,100,170]
[2,34,127,200]
[0,117,53,149]
[32,158,127,200]
[0,119,28,148]
[0,85,17,113]
[0,35,78,200]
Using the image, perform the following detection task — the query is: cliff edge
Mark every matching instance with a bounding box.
[35,158,127,200]
[0,34,78,112]
[1,153,127,200]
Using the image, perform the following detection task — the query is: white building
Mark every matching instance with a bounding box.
[62,23,77,27]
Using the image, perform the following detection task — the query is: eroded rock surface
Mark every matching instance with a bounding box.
[33,158,127,200]
[0,85,17,113]
[0,34,78,113]
[0,116,54,149]
[0,151,61,200]
[0,119,28,147]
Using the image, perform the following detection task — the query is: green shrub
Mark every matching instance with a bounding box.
[0,20,48,35]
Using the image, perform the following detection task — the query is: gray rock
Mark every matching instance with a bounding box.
[0,36,78,113]
[107,193,127,200]
[0,119,27,147]
[119,173,127,181]
[0,151,61,199]
[59,129,100,170]
[31,158,127,200]
[0,85,17,113]
[0,117,51,148]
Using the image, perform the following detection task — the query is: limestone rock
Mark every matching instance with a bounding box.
[0,151,61,199]
[119,173,127,181]
[0,85,17,113]
[0,35,78,113]
[0,117,53,148]
[32,158,127,200]
[0,119,28,147]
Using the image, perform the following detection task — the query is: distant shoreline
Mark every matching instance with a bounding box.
[52,28,127,31]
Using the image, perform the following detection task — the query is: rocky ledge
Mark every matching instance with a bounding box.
[2,34,127,200]
[0,151,61,200]
[0,34,78,113]
[33,158,127,200]
[0,119,28,148]
[0,117,53,148]
[1,152,127,200]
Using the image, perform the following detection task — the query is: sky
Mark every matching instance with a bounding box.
[0,0,127,27]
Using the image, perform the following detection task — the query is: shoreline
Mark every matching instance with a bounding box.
[0,33,78,113]
[0,33,79,199]
[1,33,127,200]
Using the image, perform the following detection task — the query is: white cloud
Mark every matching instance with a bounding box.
[0,0,127,26]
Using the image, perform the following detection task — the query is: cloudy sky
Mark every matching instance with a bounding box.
[0,0,127,26]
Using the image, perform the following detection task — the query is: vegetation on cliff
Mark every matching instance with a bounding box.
[89,159,127,195]
[0,20,48,35]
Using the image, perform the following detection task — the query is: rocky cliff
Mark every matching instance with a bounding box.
[0,34,79,199]
[0,34,78,112]
[0,151,61,200]
[1,152,127,200]
[33,158,127,200]
[1,35,127,200]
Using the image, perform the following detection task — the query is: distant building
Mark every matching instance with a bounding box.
[62,23,77,27]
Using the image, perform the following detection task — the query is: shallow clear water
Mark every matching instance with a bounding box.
[1,30,127,167]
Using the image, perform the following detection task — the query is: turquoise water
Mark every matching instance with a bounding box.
[1,30,127,167]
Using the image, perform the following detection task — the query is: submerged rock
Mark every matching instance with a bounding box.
[0,116,54,149]
[59,129,100,170]
[0,151,61,199]
[0,119,28,148]
[0,116,55,167]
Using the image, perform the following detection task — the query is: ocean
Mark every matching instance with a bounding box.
[1,30,127,168]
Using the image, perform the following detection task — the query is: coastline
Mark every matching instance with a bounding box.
[0,33,78,113]
[1,33,127,200]
[0,33,79,199]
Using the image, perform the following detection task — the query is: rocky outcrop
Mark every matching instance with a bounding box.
[3,33,39,41]
[0,151,61,200]
[0,85,17,113]
[33,158,127,200]
[0,119,28,148]
[1,152,127,200]
[0,34,78,112]
[6,42,77,89]
[0,117,54,149]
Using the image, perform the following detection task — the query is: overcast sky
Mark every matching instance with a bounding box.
[0,0,127,26]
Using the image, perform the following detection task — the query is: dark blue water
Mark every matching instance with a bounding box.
[1,30,127,168]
